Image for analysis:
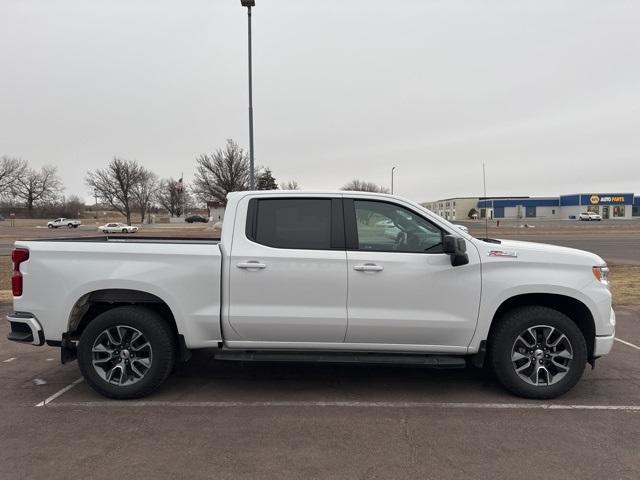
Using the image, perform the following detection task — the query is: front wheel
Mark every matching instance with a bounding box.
[48,224,53,229]
[489,306,587,399]
[77,306,176,399]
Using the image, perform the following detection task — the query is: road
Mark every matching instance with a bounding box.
[1,303,639,479]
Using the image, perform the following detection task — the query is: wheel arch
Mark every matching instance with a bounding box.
[487,293,596,360]
[67,289,180,342]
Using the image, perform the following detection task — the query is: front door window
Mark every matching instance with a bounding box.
[353,200,444,254]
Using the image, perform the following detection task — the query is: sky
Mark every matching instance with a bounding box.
[1,0,639,204]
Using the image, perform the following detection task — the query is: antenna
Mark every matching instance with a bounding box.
[483,162,489,239]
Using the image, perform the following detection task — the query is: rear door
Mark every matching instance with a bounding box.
[226,194,348,344]
[344,197,481,350]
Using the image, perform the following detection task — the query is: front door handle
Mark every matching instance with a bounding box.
[237,261,267,270]
[353,263,384,272]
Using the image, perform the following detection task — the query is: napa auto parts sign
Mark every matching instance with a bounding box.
[586,194,629,205]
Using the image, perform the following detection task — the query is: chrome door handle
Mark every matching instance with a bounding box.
[237,261,267,270]
[353,264,383,272]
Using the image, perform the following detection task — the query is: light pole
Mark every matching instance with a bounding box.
[391,166,397,194]
[240,0,256,189]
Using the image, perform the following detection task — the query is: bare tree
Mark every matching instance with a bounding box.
[86,158,145,225]
[279,180,300,190]
[12,166,64,215]
[132,169,160,223]
[192,139,249,206]
[341,179,390,194]
[58,195,85,218]
[0,156,27,197]
[156,178,193,217]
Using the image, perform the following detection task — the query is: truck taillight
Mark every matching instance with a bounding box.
[11,248,29,297]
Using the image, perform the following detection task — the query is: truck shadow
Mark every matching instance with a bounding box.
[165,349,506,402]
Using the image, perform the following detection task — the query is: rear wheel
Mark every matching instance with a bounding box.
[78,306,176,399]
[67,223,74,228]
[489,306,587,399]
[122,228,128,233]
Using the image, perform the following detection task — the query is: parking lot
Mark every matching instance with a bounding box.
[1,302,639,479]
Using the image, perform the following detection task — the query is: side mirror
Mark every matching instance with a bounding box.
[443,235,469,267]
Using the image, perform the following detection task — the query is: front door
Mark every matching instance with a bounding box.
[602,206,610,219]
[227,195,348,344]
[344,198,481,349]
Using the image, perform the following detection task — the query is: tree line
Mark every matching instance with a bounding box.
[2,139,389,223]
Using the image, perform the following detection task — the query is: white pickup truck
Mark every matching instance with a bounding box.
[47,218,81,229]
[8,191,615,399]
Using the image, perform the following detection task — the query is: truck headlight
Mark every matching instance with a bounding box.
[592,266,609,286]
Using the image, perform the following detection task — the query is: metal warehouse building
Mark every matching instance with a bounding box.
[425,193,640,220]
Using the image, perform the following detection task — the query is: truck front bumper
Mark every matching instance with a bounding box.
[593,308,616,357]
[7,312,44,346]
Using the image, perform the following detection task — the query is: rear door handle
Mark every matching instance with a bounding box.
[353,264,384,272]
[237,261,267,270]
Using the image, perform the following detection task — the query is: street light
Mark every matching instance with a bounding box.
[240,0,256,189]
[391,166,397,194]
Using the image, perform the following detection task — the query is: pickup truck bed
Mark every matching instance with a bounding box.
[12,236,224,350]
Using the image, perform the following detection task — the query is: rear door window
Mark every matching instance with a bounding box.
[249,198,334,250]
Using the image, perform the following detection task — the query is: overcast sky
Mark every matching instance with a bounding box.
[1,0,639,203]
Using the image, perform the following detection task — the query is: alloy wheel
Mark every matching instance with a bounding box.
[511,325,573,386]
[91,325,153,386]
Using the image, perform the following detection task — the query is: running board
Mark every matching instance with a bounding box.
[214,351,467,369]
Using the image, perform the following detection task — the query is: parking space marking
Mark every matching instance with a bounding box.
[616,338,640,351]
[34,377,84,407]
[43,400,640,411]
[2,357,17,363]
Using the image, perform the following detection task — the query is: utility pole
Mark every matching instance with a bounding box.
[240,0,256,189]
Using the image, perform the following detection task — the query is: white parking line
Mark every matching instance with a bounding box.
[34,377,84,407]
[616,338,640,351]
[43,400,640,411]
[2,357,17,363]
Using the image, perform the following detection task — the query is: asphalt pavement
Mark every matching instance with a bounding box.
[1,304,639,479]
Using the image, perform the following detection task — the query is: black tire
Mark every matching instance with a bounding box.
[102,230,108,233]
[122,228,127,233]
[489,306,587,399]
[68,223,74,228]
[48,224,53,229]
[78,306,176,399]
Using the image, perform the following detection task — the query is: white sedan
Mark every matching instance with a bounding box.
[578,212,602,221]
[99,223,139,233]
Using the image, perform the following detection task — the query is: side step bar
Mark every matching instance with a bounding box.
[214,351,467,369]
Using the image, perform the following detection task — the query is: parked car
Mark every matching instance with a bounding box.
[47,218,81,229]
[579,212,602,221]
[99,223,139,234]
[8,191,614,400]
[185,215,208,223]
